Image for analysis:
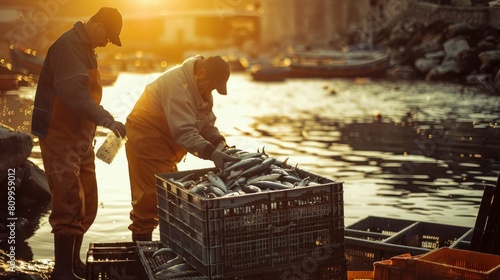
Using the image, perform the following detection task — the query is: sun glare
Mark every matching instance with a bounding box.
[133,0,163,6]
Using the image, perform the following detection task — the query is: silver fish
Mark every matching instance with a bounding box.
[208,185,226,197]
[154,264,199,279]
[270,168,289,176]
[247,173,282,185]
[207,172,228,193]
[189,184,207,194]
[223,147,242,155]
[252,180,292,190]
[227,170,243,180]
[296,177,310,187]
[152,247,174,258]
[241,184,262,193]
[224,157,263,173]
[153,256,185,273]
[239,152,265,160]
[240,157,276,177]
[222,191,242,197]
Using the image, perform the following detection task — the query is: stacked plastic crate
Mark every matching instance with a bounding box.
[344,216,474,271]
[154,167,347,280]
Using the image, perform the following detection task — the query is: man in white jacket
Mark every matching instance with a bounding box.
[125,55,239,241]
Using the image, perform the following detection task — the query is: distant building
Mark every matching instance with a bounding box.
[259,0,411,50]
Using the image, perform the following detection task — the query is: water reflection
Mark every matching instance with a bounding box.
[0,73,499,260]
[251,113,499,188]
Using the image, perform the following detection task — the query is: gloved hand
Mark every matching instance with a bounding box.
[108,121,126,138]
[210,150,240,170]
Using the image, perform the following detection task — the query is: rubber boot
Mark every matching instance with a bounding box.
[132,232,152,242]
[51,235,84,280]
[73,234,86,278]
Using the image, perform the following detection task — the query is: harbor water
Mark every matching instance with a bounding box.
[1,71,499,262]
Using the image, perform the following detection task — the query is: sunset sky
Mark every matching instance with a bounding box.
[0,0,259,17]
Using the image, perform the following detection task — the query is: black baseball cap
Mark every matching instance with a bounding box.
[90,7,123,46]
[206,56,230,95]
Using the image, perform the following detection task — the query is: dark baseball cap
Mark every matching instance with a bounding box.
[90,7,123,46]
[205,56,230,95]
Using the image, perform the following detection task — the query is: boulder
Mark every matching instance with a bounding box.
[411,37,443,59]
[478,50,500,64]
[18,160,51,203]
[0,125,33,182]
[456,49,480,74]
[443,37,470,59]
[415,57,441,74]
[426,58,461,81]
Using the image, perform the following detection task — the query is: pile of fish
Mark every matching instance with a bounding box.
[151,247,204,279]
[168,147,324,199]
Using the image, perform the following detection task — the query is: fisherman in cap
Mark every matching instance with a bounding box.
[125,55,240,241]
[31,7,126,280]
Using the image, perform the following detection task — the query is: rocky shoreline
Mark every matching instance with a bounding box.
[0,124,50,254]
[368,2,500,94]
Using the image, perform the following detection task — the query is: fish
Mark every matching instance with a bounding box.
[241,184,262,193]
[282,175,302,184]
[239,152,265,160]
[273,157,289,167]
[270,168,289,176]
[207,185,226,197]
[153,256,185,273]
[240,157,276,177]
[228,177,247,190]
[179,179,196,189]
[189,184,207,194]
[154,266,199,279]
[152,247,175,258]
[223,157,263,173]
[296,177,310,187]
[252,181,292,190]
[223,147,242,155]
[227,170,243,180]
[207,172,228,193]
[222,191,242,197]
[247,173,282,185]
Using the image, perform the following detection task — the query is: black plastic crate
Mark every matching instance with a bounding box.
[345,216,415,241]
[156,167,345,279]
[136,241,206,280]
[86,242,137,280]
[386,221,472,249]
[344,216,473,271]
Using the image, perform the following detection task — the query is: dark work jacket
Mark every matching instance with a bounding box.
[31,21,114,139]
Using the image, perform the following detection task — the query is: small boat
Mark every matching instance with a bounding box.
[9,46,44,75]
[289,48,390,78]
[248,64,290,82]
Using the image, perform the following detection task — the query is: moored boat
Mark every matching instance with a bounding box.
[248,64,290,81]
[289,48,390,78]
[9,46,44,75]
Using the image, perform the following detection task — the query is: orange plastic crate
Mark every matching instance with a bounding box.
[373,254,417,280]
[348,270,374,280]
[415,247,500,280]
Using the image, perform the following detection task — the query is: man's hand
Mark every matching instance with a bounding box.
[109,121,126,138]
[210,150,240,170]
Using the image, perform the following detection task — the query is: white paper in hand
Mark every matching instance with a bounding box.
[96,132,127,164]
